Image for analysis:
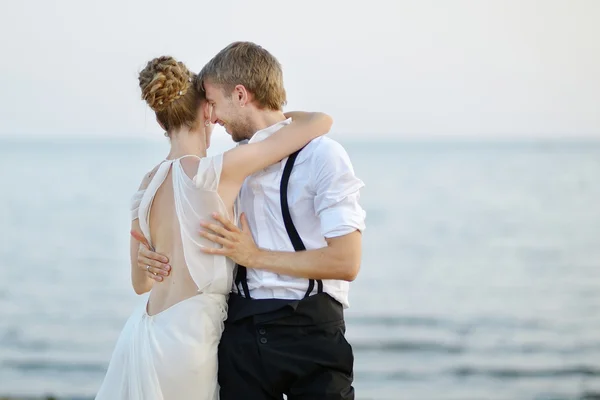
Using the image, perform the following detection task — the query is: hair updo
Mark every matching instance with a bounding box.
[138,56,204,133]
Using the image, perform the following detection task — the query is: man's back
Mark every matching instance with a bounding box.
[238,135,366,307]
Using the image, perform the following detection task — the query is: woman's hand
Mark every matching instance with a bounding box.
[131,229,171,282]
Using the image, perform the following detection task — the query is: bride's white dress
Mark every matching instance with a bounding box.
[95,154,234,400]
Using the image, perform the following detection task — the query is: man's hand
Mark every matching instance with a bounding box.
[131,230,171,282]
[199,212,260,267]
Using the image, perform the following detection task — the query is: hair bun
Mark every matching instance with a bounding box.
[138,56,192,112]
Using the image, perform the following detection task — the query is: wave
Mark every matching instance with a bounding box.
[351,339,600,355]
[347,315,552,331]
[2,359,106,374]
[352,340,464,353]
[450,365,600,378]
[0,329,90,352]
[356,365,600,381]
[348,315,455,328]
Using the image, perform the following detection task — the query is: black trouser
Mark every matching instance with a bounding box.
[218,293,354,400]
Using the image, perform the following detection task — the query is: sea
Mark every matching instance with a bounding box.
[1,136,599,400]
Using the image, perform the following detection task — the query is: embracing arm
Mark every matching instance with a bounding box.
[130,221,154,294]
[220,112,332,186]
[129,167,166,295]
[249,225,362,281]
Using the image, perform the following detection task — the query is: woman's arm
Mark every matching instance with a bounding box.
[130,222,154,294]
[220,111,332,186]
[129,167,162,294]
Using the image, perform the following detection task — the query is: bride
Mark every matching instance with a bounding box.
[94,55,332,400]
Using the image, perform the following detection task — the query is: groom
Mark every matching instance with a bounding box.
[198,41,366,400]
[141,42,365,399]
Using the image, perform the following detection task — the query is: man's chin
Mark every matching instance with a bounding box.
[226,129,242,143]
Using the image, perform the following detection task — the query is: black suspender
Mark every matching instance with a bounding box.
[235,148,323,299]
[279,150,324,297]
[235,260,251,299]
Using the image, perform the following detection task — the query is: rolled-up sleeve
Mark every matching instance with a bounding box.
[312,140,366,238]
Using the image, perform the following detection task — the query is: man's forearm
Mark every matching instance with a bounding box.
[198,214,362,281]
[249,245,359,282]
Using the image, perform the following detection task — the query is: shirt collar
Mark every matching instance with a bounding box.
[239,118,292,145]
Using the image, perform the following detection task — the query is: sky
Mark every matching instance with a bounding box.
[0,0,599,140]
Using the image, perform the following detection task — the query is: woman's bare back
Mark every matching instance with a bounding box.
[147,166,199,315]
[135,155,235,316]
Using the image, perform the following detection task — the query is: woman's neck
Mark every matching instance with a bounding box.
[166,126,207,160]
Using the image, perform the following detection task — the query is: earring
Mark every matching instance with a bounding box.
[164,131,169,137]
[204,121,210,127]
[240,103,245,108]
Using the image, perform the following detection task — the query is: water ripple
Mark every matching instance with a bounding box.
[451,365,600,378]
[2,359,106,374]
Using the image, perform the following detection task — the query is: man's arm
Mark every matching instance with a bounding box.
[254,233,362,281]
[199,213,362,281]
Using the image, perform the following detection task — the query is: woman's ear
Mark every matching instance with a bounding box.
[203,102,213,122]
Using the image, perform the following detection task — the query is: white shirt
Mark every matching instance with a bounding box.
[235,118,366,308]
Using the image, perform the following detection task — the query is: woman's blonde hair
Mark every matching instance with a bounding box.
[139,56,204,134]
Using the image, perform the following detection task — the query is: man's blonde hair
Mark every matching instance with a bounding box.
[197,41,287,111]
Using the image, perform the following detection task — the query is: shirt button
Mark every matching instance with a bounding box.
[258,328,266,335]
[260,337,268,344]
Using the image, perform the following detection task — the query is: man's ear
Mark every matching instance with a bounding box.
[234,84,250,107]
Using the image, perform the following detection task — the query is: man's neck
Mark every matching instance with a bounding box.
[250,110,287,135]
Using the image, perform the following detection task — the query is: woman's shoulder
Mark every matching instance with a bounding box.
[175,154,224,179]
[138,162,166,190]
[190,155,224,191]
